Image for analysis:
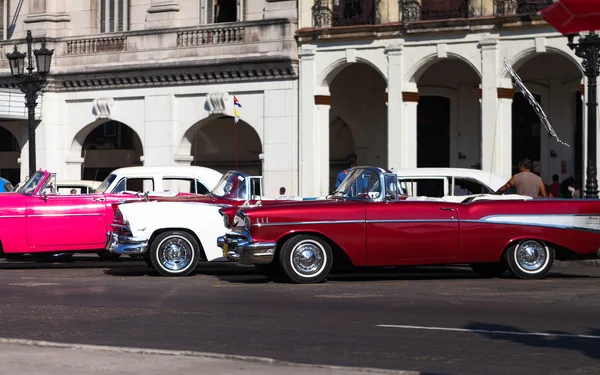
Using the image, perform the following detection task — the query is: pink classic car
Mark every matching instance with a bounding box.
[0,170,193,261]
[218,166,600,284]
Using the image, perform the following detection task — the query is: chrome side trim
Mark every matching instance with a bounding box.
[28,213,104,218]
[255,219,460,227]
[368,219,457,224]
[255,219,363,227]
[460,219,600,234]
[0,215,26,219]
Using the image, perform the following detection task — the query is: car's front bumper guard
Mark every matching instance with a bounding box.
[217,234,276,265]
[105,230,148,255]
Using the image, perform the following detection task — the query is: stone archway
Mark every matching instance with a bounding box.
[76,120,144,181]
[416,58,481,168]
[511,52,582,184]
[0,126,20,184]
[328,62,387,191]
[183,115,262,176]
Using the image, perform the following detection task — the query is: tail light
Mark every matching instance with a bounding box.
[112,203,124,223]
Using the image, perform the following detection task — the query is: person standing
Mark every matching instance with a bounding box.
[495,158,548,198]
[335,153,358,189]
[549,174,560,198]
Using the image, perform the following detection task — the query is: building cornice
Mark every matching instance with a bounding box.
[0,56,298,92]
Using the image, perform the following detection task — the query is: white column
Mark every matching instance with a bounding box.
[401,86,418,169]
[315,99,330,196]
[386,44,404,171]
[143,95,175,166]
[299,45,320,197]
[480,37,511,180]
[38,92,69,179]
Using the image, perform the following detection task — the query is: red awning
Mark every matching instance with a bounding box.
[540,0,600,34]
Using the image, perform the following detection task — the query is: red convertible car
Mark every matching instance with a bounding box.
[217,166,600,283]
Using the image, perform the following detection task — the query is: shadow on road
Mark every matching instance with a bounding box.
[0,256,141,270]
[100,262,600,283]
[464,322,600,360]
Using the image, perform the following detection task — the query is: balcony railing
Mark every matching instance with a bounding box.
[493,0,553,17]
[312,0,380,28]
[399,0,551,24]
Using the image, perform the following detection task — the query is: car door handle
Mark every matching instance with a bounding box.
[93,197,105,202]
[440,207,454,211]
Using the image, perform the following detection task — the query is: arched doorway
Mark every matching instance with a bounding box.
[417,96,450,167]
[187,115,262,176]
[416,58,481,168]
[512,53,582,183]
[81,120,143,181]
[0,126,20,184]
[329,63,387,191]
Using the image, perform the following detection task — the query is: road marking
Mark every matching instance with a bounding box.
[376,324,600,340]
[7,282,60,287]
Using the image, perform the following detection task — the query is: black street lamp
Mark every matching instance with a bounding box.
[567,31,600,199]
[5,30,54,177]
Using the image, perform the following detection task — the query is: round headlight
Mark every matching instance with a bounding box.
[223,215,230,228]
[244,216,252,229]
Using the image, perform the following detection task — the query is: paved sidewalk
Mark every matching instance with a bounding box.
[0,338,421,375]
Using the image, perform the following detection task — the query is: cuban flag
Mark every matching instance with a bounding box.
[233,96,241,123]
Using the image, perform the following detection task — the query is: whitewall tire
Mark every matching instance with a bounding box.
[149,231,200,277]
[505,239,554,280]
[279,235,333,284]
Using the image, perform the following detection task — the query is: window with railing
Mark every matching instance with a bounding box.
[312,0,378,28]
[99,0,130,33]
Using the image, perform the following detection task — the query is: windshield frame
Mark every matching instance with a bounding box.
[210,171,251,201]
[18,171,48,195]
[329,167,403,202]
[96,174,117,194]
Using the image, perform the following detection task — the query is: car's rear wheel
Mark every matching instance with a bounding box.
[149,231,200,277]
[505,239,554,279]
[279,235,332,284]
[470,262,507,278]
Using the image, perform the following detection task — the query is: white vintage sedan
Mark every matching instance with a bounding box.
[394,168,508,201]
[105,170,289,276]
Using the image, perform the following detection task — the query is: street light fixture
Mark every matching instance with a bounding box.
[5,30,54,177]
[567,31,600,199]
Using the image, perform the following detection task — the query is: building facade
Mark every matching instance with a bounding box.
[0,0,298,197]
[298,0,592,197]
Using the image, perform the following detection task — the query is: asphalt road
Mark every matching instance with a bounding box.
[0,256,599,375]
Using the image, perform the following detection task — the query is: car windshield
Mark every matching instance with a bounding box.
[96,174,116,193]
[211,171,248,200]
[331,168,382,200]
[19,171,46,195]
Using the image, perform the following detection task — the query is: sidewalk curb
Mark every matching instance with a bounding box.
[0,337,422,374]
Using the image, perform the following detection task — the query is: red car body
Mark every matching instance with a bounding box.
[218,167,600,283]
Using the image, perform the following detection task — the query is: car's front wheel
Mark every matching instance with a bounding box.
[505,239,554,279]
[279,235,333,284]
[149,231,200,277]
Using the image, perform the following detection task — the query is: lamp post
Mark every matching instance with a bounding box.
[5,30,54,177]
[567,31,600,199]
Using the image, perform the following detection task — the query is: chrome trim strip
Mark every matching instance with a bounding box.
[368,219,458,223]
[0,215,26,218]
[27,213,104,218]
[254,219,363,227]
[460,219,600,234]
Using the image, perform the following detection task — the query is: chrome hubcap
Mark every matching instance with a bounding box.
[515,240,547,272]
[291,241,324,277]
[158,236,193,271]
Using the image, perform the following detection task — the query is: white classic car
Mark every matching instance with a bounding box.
[105,170,291,276]
[95,165,223,195]
[394,168,509,202]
